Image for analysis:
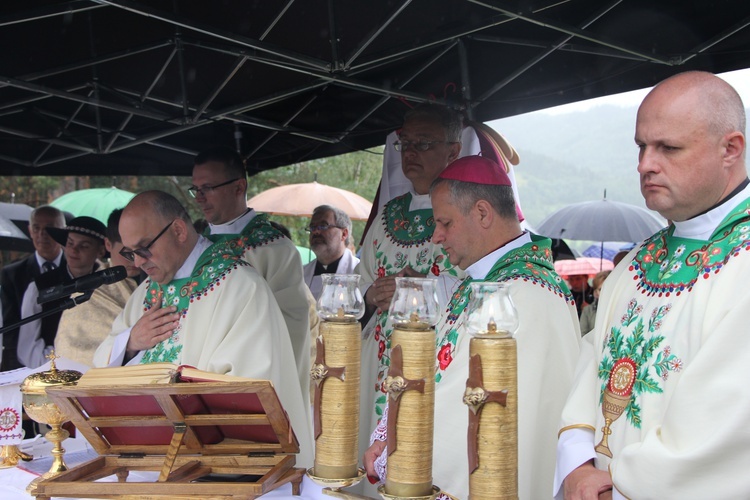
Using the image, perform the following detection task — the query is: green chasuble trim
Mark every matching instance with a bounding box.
[381,192,435,247]
[204,213,285,255]
[140,239,249,364]
[435,235,572,383]
[631,197,750,297]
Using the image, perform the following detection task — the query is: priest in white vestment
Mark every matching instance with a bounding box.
[190,147,312,419]
[364,156,581,499]
[556,72,750,499]
[93,191,314,467]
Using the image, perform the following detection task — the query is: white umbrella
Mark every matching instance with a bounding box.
[536,198,666,242]
[247,181,372,221]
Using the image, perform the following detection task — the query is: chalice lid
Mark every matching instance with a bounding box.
[21,355,82,395]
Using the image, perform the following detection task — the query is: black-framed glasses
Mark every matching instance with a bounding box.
[119,220,175,262]
[187,178,241,198]
[392,139,457,152]
[304,224,344,233]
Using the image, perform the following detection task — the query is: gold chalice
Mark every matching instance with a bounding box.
[20,353,82,493]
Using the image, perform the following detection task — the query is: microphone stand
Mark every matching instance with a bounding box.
[0,291,94,336]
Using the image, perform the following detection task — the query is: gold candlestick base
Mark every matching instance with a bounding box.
[307,467,367,499]
[0,444,33,468]
[378,484,441,500]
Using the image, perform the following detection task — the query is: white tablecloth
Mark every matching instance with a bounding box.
[1,435,330,500]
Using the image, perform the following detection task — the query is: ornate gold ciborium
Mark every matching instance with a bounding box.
[20,353,82,493]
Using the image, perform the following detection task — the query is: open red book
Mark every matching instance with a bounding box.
[73,363,288,449]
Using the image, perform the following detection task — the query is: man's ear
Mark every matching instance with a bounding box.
[172,218,190,243]
[104,238,113,253]
[723,131,745,166]
[97,242,107,259]
[447,141,461,163]
[474,199,494,228]
[341,227,349,243]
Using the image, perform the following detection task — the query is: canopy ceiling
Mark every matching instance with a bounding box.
[1,0,749,177]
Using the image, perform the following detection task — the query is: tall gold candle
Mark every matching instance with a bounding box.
[311,274,365,481]
[385,324,435,497]
[463,282,519,500]
[313,319,361,479]
[384,277,440,498]
[467,335,517,499]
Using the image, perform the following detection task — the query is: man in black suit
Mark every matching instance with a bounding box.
[0,206,66,371]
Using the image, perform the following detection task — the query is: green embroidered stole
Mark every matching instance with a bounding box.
[206,212,285,258]
[140,239,247,364]
[435,236,572,382]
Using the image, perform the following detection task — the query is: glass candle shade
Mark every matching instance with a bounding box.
[388,277,439,330]
[466,282,519,337]
[317,274,365,322]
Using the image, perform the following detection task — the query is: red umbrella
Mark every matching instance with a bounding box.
[555,257,613,278]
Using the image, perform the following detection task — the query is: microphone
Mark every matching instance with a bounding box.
[37,266,128,305]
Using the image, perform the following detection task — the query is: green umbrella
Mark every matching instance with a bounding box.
[50,187,136,225]
[296,245,314,265]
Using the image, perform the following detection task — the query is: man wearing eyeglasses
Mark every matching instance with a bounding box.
[355,104,466,456]
[93,191,314,466]
[302,205,360,300]
[190,146,312,415]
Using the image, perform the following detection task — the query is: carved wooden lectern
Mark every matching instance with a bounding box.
[34,380,305,500]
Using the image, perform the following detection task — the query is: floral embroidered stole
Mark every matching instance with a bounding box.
[435,237,571,382]
[140,239,247,364]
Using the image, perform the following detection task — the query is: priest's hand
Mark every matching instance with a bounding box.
[366,266,429,311]
[563,461,612,500]
[126,293,180,357]
[365,271,404,311]
[363,439,386,481]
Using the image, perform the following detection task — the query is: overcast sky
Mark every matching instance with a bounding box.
[538,68,750,115]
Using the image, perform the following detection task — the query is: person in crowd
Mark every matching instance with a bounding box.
[355,104,466,458]
[93,191,313,466]
[579,270,611,336]
[302,204,360,300]
[363,155,581,499]
[557,71,749,499]
[54,209,142,367]
[567,273,593,317]
[0,206,66,371]
[18,216,106,367]
[191,147,311,406]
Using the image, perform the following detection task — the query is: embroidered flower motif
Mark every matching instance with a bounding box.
[674,244,686,257]
[374,324,382,341]
[378,340,386,359]
[167,285,176,294]
[377,266,386,278]
[437,344,453,370]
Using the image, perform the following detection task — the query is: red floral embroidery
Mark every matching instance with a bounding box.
[431,262,440,276]
[437,343,453,370]
[374,324,382,341]
[377,266,386,278]
[378,340,386,359]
